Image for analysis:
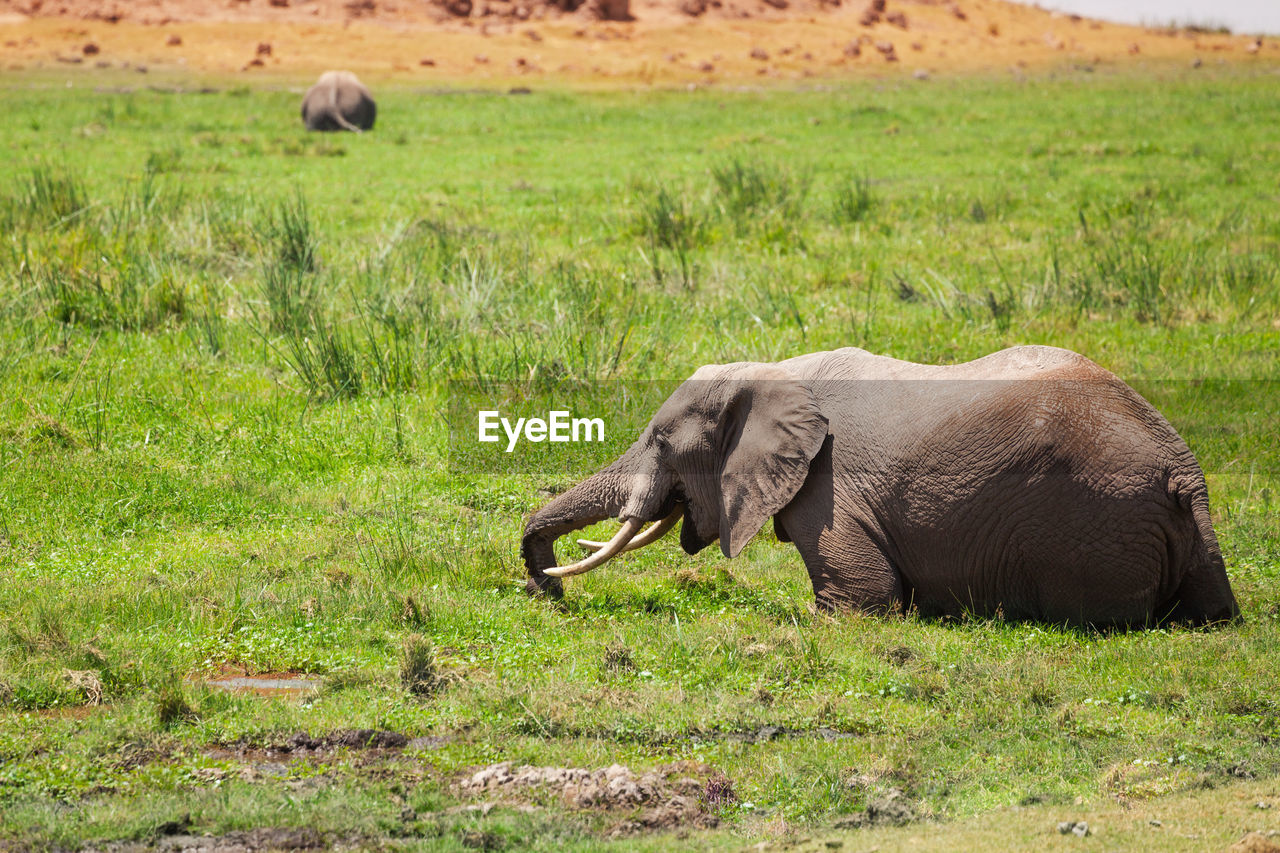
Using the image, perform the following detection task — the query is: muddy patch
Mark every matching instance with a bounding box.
[458,761,722,834]
[82,827,336,853]
[204,729,429,763]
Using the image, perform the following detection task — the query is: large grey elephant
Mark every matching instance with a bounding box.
[521,345,1239,627]
[301,71,376,132]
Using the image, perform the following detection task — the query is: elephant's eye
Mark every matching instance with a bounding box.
[653,432,669,451]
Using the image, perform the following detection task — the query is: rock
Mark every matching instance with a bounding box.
[256,41,272,56]
[885,10,906,28]
[750,46,769,60]
[913,69,929,79]
[419,57,436,66]
[679,0,707,14]
[843,41,861,57]
[582,0,631,20]
[948,3,966,20]
[874,40,897,61]
[166,34,182,45]
[269,0,290,6]
[1058,820,1091,837]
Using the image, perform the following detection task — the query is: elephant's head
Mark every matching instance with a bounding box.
[522,363,829,596]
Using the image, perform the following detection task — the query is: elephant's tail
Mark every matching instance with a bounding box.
[1160,472,1240,625]
[327,84,362,133]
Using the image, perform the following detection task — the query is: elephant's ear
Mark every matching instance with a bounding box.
[717,365,828,558]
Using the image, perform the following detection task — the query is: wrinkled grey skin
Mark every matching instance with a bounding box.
[301,71,376,132]
[522,345,1239,627]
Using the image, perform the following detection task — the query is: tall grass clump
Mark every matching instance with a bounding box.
[356,314,416,394]
[278,300,416,401]
[153,677,196,728]
[1076,206,1169,323]
[639,183,705,252]
[638,183,703,289]
[711,157,811,227]
[1210,246,1279,317]
[355,492,423,582]
[16,166,91,228]
[37,250,187,330]
[259,191,317,274]
[400,635,441,697]
[280,317,362,400]
[253,190,324,333]
[257,263,320,333]
[74,367,113,451]
[187,301,225,358]
[832,172,877,223]
[413,218,480,282]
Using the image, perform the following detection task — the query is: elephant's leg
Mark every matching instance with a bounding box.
[785,515,903,614]
[1158,559,1240,625]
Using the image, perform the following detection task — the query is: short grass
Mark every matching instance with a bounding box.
[1,65,1278,850]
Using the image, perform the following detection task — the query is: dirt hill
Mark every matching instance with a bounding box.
[0,0,1274,82]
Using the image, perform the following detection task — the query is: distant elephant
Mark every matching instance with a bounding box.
[521,346,1240,627]
[301,70,376,132]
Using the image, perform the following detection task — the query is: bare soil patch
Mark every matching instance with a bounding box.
[1,0,1273,84]
[458,760,724,834]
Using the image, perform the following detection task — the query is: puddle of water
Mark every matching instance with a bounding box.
[202,674,321,696]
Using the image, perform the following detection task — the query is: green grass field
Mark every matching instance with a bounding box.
[1,65,1279,850]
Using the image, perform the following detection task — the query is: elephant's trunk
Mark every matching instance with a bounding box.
[521,463,633,598]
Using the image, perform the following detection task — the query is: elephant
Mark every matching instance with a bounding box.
[301,70,376,132]
[521,345,1240,628]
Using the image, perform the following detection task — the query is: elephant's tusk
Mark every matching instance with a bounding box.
[543,518,644,578]
[577,504,683,554]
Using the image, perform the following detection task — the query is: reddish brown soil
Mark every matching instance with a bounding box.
[0,0,1275,84]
